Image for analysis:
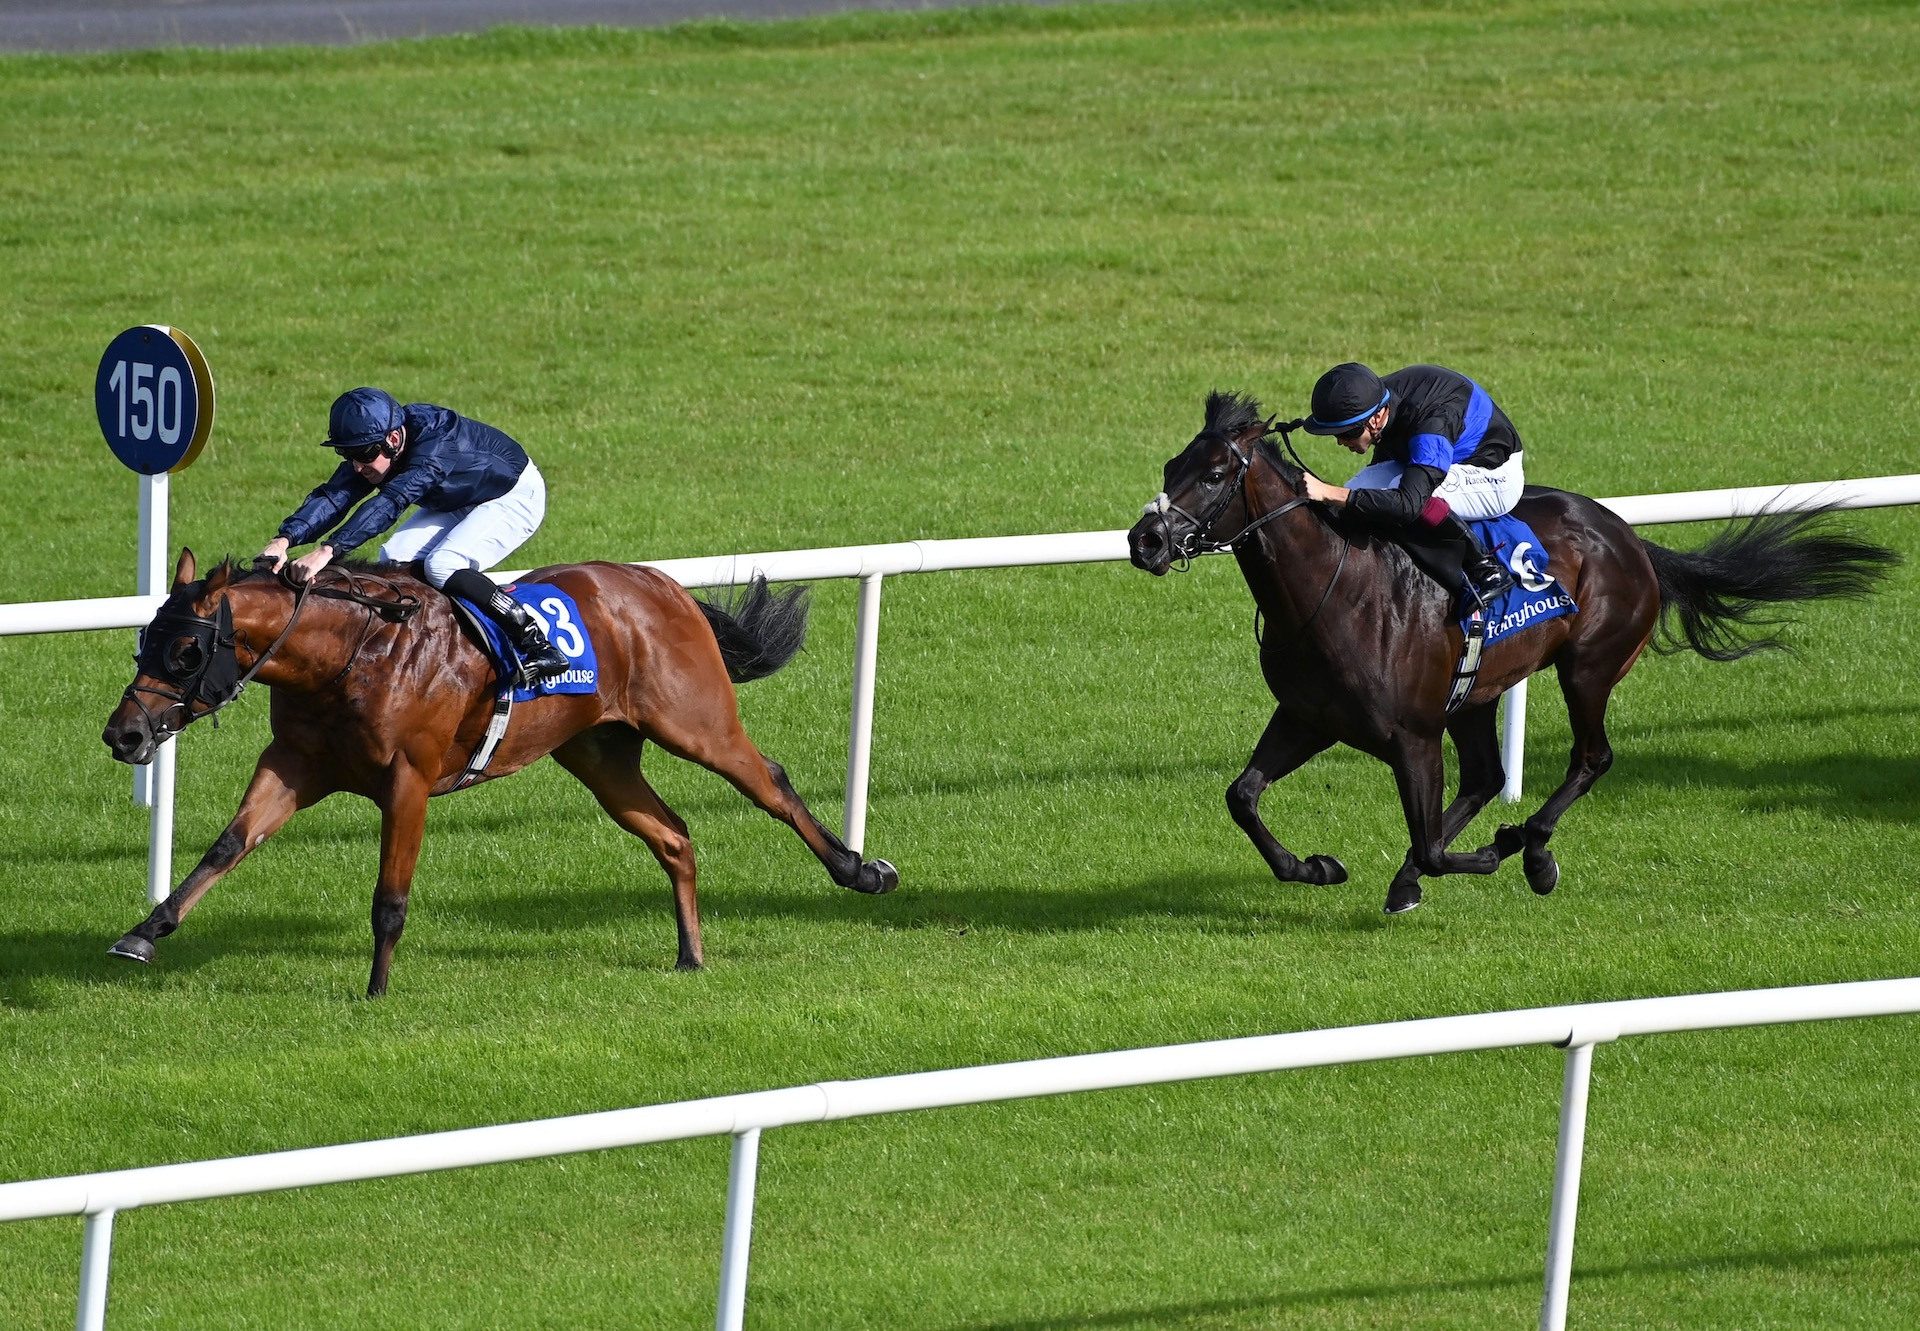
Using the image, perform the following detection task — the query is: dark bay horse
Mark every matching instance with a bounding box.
[102,551,898,995]
[1127,392,1898,914]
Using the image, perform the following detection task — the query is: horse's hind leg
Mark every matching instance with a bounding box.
[1226,708,1346,885]
[1491,651,1632,895]
[652,714,897,897]
[553,726,705,970]
[109,742,330,964]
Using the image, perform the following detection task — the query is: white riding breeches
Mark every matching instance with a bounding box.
[380,461,547,588]
[1346,451,1525,521]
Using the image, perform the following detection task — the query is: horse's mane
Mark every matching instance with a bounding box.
[1203,389,1267,439]
[1202,389,1311,492]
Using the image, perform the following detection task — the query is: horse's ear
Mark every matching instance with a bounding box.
[172,548,197,589]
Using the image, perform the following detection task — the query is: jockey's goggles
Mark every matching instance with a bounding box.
[334,441,384,464]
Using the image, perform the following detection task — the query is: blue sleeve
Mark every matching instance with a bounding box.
[278,463,373,546]
[324,450,452,559]
[1405,432,1455,473]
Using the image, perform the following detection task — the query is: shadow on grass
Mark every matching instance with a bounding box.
[0,912,351,1009]
[1595,749,1920,823]
[940,1238,1920,1330]
[431,864,1380,946]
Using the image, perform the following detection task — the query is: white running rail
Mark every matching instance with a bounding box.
[2,475,1916,892]
[2,978,1915,1330]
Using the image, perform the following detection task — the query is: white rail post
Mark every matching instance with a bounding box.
[1501,679,1529,803]
[137,471,176,903]
[76,1207,116,1331]
[716,1128,764,1331]
[1541,1026,1611,1331]
[844,573,884,853]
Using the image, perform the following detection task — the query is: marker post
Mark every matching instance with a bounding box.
[95,325,214,904]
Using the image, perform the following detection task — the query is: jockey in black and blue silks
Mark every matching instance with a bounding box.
[260,386,570,682]
[1299,362,1521,606]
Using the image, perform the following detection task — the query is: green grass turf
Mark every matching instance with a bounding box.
[3,0,1919,1326]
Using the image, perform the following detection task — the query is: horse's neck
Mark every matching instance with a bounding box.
[232,585,367,690]
[1231,470,1343,627]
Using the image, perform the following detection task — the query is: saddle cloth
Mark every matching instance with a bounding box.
[449,582,600,700]
[1467,514,1578,645]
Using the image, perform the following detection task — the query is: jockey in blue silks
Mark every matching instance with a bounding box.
[260,387,570,682]
[1299,362,1521,606]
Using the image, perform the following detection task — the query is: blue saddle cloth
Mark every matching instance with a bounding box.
[1467,514,1578,645]
[450,582,600,701]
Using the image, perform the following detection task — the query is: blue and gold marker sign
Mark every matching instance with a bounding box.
[95,325,215,474]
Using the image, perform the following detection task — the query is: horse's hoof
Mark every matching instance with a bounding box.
[1525,848,1561,895]
[1384,882,1423,915]
[107,935,154,964]
[1493,825,1527,859]
[852,858,899,895]
[1304,854,1348,886]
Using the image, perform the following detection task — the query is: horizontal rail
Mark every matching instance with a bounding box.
[4,475,1917,638]
[2,976,1914,1223]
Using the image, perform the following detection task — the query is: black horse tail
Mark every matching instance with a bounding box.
[1641,507,1898,662]
[695,576,811,683]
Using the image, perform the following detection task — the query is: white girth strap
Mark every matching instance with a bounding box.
[451,688,514,791]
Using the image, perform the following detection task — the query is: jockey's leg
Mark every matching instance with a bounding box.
[423,464,569,684]
[440,566,571,684]
[1429,456,1527,606]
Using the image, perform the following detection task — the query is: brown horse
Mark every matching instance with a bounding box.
[101,550,898,995]
[1127,392,1897,914]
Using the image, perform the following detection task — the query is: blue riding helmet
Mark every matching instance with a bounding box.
[324,387,404,448]
[1303,363,1391,436]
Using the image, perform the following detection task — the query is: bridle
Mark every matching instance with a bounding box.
[120,563,421,744]
[1143,422,1317,569]
[1141,421,1351,633]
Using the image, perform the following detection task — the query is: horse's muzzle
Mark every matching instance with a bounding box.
[1127,512,1174,576]
[103,709,160,766]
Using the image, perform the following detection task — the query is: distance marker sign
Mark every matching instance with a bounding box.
[95,325,215,474]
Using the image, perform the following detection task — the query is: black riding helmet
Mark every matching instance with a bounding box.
[1303,363,1391,436]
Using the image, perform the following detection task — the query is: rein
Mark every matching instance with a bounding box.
[122,562,421,741]
[1145,420,1351,639]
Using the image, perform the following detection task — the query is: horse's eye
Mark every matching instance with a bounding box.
[1205,469,1228,485]
[167,639,205,674]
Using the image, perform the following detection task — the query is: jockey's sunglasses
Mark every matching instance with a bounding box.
[334,441,384,465]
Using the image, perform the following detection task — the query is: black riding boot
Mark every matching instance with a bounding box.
[442,568,571,685]
[1437,512,1513,608]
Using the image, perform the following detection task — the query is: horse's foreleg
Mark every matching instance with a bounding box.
[109,743,329,964]
[1384,731,1503,914]
[553,727,704,970]
[1225,709,1345,885]
[366,765,430,999]
[1438,702,1506,848]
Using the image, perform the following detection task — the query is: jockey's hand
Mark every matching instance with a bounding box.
[287,545,335,584]
[259,537,290,572]
[1304,475,1349,507]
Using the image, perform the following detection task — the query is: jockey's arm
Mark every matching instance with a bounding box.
[1342,463,1445,525]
